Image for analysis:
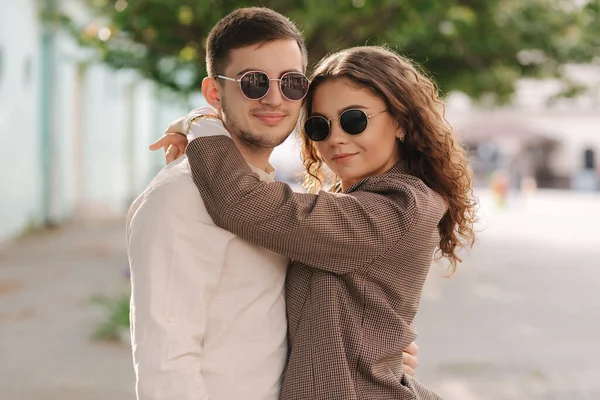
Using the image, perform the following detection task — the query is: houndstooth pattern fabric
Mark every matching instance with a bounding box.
[186,136,447,400]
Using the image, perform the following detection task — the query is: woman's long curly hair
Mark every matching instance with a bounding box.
[300,46,477,272]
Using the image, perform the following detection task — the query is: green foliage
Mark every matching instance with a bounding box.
[90,292,130,342]
[49,0,599,102]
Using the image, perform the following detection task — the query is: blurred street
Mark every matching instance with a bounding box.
[416,190,600,399]
[0,221,134,400]
[0,190,599,400]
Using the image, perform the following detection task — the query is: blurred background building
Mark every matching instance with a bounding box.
[1,0,183,241]
[449,65,600,192]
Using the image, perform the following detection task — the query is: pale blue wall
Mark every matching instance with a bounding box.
[0,0,192,242]
[0,0,43,239]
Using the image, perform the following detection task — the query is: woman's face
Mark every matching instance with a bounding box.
[310,78,404,190]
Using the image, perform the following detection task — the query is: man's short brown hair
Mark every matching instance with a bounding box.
[205,7,308,77]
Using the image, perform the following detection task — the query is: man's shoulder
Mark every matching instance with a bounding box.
[140,157,202,200]
[148,156,195,188]
[127,157,210,224]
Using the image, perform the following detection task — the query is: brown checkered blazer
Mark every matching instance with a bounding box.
[187,136,447,400]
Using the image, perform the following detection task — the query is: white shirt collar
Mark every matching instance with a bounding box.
[249,164,276,183]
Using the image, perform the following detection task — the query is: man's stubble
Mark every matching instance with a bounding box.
[220,97,297,153]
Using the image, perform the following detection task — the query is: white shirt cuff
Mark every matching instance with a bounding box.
[184,106,231,142]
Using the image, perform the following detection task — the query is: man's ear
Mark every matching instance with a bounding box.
[201,77,222,110]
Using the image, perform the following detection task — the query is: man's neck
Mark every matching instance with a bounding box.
[228,134,273,172]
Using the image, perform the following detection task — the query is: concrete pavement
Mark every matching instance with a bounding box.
[416,190,600,399]
[0,221,135,400]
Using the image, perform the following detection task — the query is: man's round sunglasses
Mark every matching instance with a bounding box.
[216,71,310,101]
[304,109,388,142]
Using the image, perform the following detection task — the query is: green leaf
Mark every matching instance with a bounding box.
[47,0,599,103]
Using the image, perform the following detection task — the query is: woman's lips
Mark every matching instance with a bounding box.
[331,153,358,163]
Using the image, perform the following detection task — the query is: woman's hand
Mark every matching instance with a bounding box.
[402,341,419,376]
[149,116,188,164]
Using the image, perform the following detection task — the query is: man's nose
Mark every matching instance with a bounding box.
[259,80,284,107]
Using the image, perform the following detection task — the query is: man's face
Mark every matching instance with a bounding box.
[216,39,305,150]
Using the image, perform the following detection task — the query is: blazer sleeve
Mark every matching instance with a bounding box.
[185,134,435,275]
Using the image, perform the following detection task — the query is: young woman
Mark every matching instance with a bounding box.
[159,46,476,399]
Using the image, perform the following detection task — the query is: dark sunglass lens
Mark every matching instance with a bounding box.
[340,109,368,135]
[240,72,270,99]
[304,117,330,142]
[280,73,309,101]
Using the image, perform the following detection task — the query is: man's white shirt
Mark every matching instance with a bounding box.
[126,155,288,400]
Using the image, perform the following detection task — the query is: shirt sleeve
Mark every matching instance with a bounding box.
[184,119,442,275]
[127,177,231,399]
[184,106,229,142]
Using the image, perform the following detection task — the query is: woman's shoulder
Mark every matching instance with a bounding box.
[353,165,447,219]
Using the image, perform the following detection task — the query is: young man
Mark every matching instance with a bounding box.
[129,7,417,400]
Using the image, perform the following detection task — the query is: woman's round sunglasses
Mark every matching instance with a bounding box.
[304,109,388,142]
[216,71,310,101]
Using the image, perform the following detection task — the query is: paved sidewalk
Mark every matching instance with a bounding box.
[0,221,135,400]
